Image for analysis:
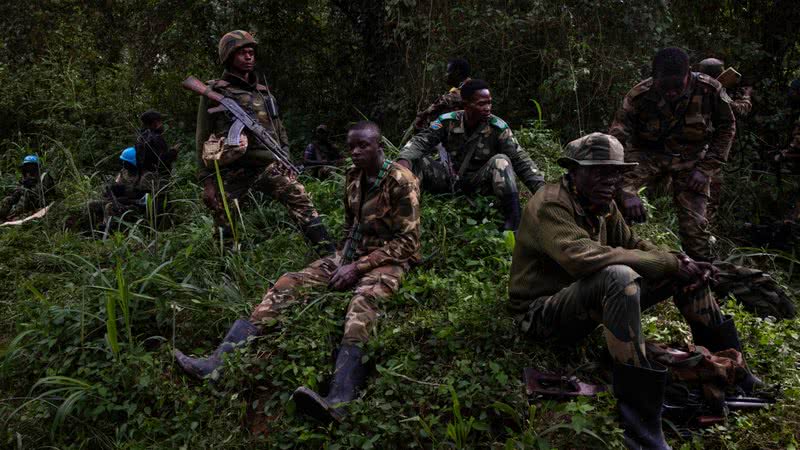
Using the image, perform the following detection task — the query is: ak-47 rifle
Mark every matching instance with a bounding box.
[182,76,299,175]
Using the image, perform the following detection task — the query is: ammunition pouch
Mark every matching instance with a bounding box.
[202,133,248,167]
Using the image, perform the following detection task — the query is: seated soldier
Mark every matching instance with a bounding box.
[0,155,55,222]
[303,124,343,179]
[397,79,545,231]
[508,133,761,450]
[88,147,157,229]
[174,121,421,422]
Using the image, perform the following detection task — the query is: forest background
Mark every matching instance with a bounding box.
[1,0,800,448]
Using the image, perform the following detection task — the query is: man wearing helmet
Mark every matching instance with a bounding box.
[0,155,56,222]
[195,30,334,254]
[87,147,157,230]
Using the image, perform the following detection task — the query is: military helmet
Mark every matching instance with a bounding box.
[120,147,137,167]
[698,58,725,79]
[218,30,257,65]
[20,155,40,167]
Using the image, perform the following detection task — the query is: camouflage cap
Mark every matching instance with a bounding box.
[558,132,637,168]
[218,30,257,65]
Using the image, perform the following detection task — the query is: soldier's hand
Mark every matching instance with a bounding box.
[622,194,646,224]
[329,263,360,291]
[686,169,708,193]
[202,180,220,210]
[676,253,710,292]
[396,159,412,171]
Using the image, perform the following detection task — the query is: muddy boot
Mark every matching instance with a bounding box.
[500,191,521,231]
[292,344,368,423]
[302,217,336,256]
[691,315,763,393]
[174,319,260,380]
[613,361,671,450]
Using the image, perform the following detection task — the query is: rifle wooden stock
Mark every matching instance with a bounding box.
[182,76,224,103]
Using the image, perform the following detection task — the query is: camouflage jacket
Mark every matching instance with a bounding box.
[725,87,752,118]
[343,161,421,273]
[195,71,290,180]
[609,72,736,177]
[412,78,471,131]
[0,172,55,220]
[399,111,545,193]
[107,169,156,206]
[508,177,679,312]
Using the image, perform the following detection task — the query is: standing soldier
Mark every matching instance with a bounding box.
[303,124,343,179]
[0,155,55,222]
[398,79,545,231]
[195,30,334,253]
[136,110,179,179]
[175,121,421,423]
[610,47,736,261]
[412,58,472,132]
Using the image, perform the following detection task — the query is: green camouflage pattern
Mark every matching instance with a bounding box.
[412,78,471,131]
[218,30,257,64]
[87,169,157,224]
[0,172,55,221]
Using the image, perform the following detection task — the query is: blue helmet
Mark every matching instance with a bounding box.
[21,155,40,167]
[120,147,137,166]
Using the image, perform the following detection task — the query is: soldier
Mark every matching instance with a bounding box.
[412,58,471,131]
[195,30,333,253]
[302,124,343,179]
[87,147,157,229]
[610,47,736,261]
[175,121,421,423]
[135,110,179,179]
[0,155,55,222]
[508,133,761,450]
[398,79,545,230]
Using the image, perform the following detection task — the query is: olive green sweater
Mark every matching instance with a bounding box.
[508,177,679,312]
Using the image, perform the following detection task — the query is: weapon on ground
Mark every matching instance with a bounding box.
[182,76,298,175]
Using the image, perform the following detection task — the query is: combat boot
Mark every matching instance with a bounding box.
[292,344,368,423]
[691,315,763,393]
[302,217,336,256]
[174,319,260,380]
[613,361,671,450]
[500,191,521,231]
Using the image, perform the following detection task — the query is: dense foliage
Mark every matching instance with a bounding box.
[1,0,799,448]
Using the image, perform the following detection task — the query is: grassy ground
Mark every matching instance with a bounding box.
[1,127,799,449]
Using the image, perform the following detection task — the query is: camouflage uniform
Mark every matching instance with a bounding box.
[609,72,736,260]
[195,71,321,232]
[0,172,55,221]
[88,169,157,224]
[250,161,421,345]
[303,140,342,179]
[399,111,545,197]
[412,78,471,131]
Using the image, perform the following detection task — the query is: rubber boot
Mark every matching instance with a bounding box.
[691,315,763,393]
[500,191,521,231]
[302,217,336,256]
[613,361,671,450]
[174,319,260,380]
[292,344,368,423]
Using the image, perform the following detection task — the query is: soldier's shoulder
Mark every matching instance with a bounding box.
[626,78,653,99]
[436,111,461,122]
[695,72,723,92]
[489,115,510,131]
[388,162,418,187]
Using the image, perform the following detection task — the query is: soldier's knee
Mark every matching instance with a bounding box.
[599,265,640,290]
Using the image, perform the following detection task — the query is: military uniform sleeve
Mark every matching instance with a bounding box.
[413,92,460,131]
[398,120,448,162]
[499,128,545,193]
[608,94,637,151]
[731,88,752,117]
[605,203,663,252]
[0,187,24,219]
[696,91,736,177]
[538,200,678,280]
[354,177,421,273]
[195,96,212,181]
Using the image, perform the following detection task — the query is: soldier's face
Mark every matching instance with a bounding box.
[21,165,39,181]
[465,90,492,123]
[231,46,256,74]
[347,129,382,170]
[573,165,625,211]
[655,73,690,103]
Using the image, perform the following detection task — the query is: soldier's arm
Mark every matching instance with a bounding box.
[608,95,637,150]
[731,88,753,117]
[0,187,24,219]
[398,119,447,162]
[696,92,736,177]
[538,200,678,280]
[606,203,662,252]
[413,93,451,131]
[195,96,212,181]
[499,128,545,193]
[354,177,421,273]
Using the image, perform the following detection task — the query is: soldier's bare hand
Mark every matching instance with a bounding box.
[622,194,646,224]
[686,169,708,193]
[329,263,360,291]
[676,253,709,292]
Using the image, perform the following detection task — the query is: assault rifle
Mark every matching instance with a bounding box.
[182,76,299,175]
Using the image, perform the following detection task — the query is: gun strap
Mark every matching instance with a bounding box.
[343,159,393,264]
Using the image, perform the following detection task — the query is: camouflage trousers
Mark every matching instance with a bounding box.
[411,153,519,198]
[209,162,320,230]
[622,152,712,261]
[250,252,406,345]
[518,265,724,367]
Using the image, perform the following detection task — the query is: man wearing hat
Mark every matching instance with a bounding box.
[0,155,55,222]
[194,30,334,253]
[303,124,343,179]
[136,110,178,177]
[508,133,761,450]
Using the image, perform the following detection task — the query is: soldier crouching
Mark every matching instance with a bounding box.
[174,121,421,423]
[508,133,761,450]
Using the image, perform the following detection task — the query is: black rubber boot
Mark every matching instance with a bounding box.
[293,344,368,423]
[500,191,521,231]
[691,315,763,393]
[174,319,260,380]
[613,361,671,450]
[302,217,336,256]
